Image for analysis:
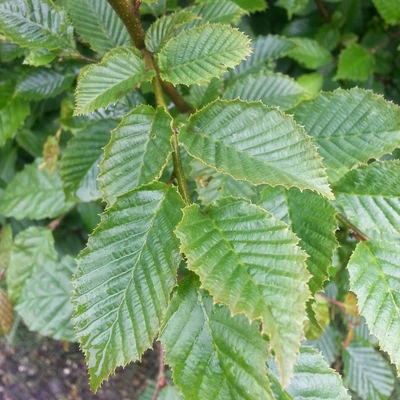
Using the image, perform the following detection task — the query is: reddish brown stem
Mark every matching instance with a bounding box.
[152,344,167,400]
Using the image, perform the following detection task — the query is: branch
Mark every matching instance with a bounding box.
[314,0,331,23]
[336,213,370,242]
[152,344,167,400]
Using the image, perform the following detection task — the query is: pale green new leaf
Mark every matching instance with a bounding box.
[230,35,294,80]
[99,105,173,206]
[292,88,400,182]
[0,98,29,147]
[175,198,310,386]
[0,0,73,51]
[348,240,400,373]
[67,0,131,55]
[145,10,199,53]
[268,346,350,399]
[0,159,74,220]
[335,44,375,82]
[7,227,56,302]
[333,161,400,235]
[73,183,185,391]
[179,99,333,198]
[158,24,251,85]
[0,224,12,271]
[223,72,305,110]
[276,0,308,19]
[288,38,333,69]
[230,0,266,12]
[23,47,58,66]
[258,186,337,294]
[343,342,395,399]
[60,120,117,202]
[74,47,153,115]
[15,68,75,100]
[159,276,274,400]
[190,159,256,205]
[372,0,400,25]
[16,255,76,342]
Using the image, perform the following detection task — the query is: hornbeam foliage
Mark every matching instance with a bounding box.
[1,0,400,398]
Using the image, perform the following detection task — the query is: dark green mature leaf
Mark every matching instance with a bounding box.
[333,161,400,235]
[16,255,76,341]
[67,0,131,55]
[288,38,333,69]
[372,0,400,25]
[73,183,185,391]
[305,324,340,365]
[157,24,251,85]
[188,78,223,109]
[0,98,29,147]
[15,68,75,100]
[335,44,375,82]
[223,72,305,110]
[0,40,24,62]
[276,0,308,19]
[0,159,74,220]
[175,198,310,386]
[0,0,73,51]
[99,105,173,206]
[159,276,274,399]
[7,227,56,302]
[343,342,395,399]
[348,240,400,374]
[292,88,400,182]
[60,120,117,202]
[180,99,333,198]
[268,346,350,399]
[258,186,337,294]
[74,47,153,115]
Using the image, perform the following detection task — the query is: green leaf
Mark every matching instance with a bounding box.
[258,186,337,294]
[157,24,251,85]
[230,35,294,80]
[230,0,266,12]
[0,98,29,147]
[305,324,340,365]
[372,0,400,25]
[292,88,400,182]
[333,161,400,235]
[15,67,75,101]
[268,346,350,399]
[288,38,333,69]
[0,224,12,271]
[159,276,274,399]
[276,0,308,19]
[0,0,73,51]
[7,227,56,302]
[23,48,58,66]
[145,10,199,53]
[335,44,375,82]
[348,240,400,374]
[0,40,24,62]
[0,288,13,335]
[16,255,76,341]
[99,105,173,206]
[66,0,131,55]
[73,183,185,391]
[179,99,333,198]
[190,159,256,205]
[74,47,153,115]
[175,198,310,386]
[343,342,395,399]
[60,120,117,202]
[0,159,74,220]
[139,383,183,400]
[188,77,223,109]
[223,72,305,110]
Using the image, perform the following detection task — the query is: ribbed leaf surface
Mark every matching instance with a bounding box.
[16,255,76,341]
[60,121,116,202]
[15,68,75,100]
[145,11,199,53]
[179,99,333,198]
[348,240,400,373]
[343,342,395,399]
[0,288,13,334]
[66,0,131,55]
[0,159,74,220]
[188,78,223,109]
[268,346,350,399]
[288,38,332,69]
[305,324,340,365]
[292,88,400,182]
[74,47,153,115]
[0,98,29,147]
[0,0,73,50]
[223,72,305,110]
[73,183,185,391]
[175,198,310,386]
[99,105,173,206]
[158,24,251,85]
[333,161,400,235]
[159,276,274,400]
[372,0,400,25]
[258,186,337,294]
